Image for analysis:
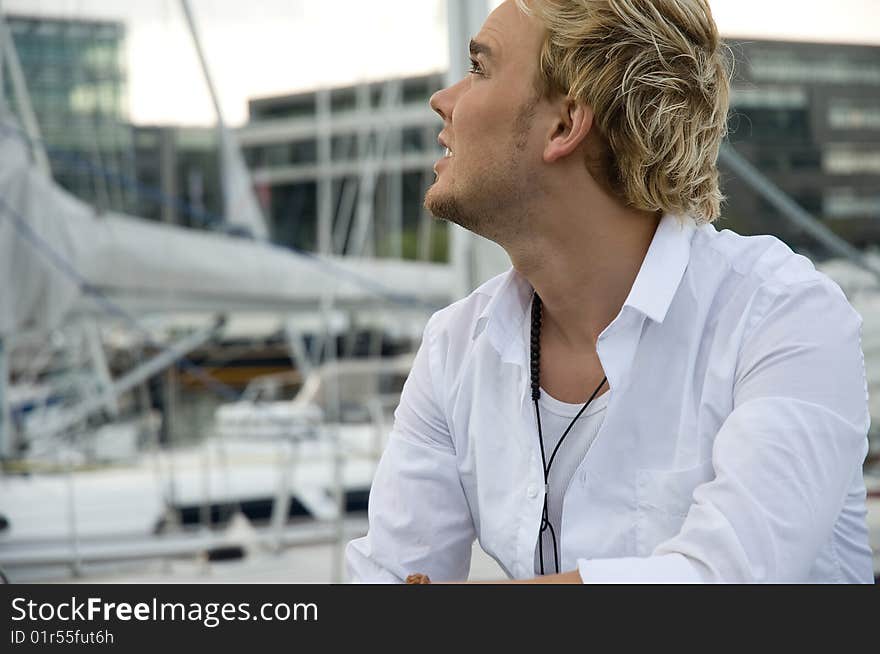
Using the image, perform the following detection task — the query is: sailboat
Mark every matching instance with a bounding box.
[0,1,467,582]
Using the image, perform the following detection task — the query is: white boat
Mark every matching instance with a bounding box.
[0,2,461,583]
[0,354,414,581]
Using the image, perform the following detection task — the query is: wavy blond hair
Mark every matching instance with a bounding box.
[516,0,731,223]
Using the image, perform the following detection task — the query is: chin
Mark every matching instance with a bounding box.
[424,180,496,239]
[423,185,455,221]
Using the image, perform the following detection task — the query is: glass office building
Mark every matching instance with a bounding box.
[3,14,137,215]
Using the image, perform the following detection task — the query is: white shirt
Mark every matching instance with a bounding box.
[346,213,874,583]
[533,387,609,575]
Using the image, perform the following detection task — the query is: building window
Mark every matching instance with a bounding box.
[750,52,880,85]
[794,191,822,215]
[330,88,357,113]
[789,149,822,170]
[264,144,291,167]
[824,189,880,218]
[730,86,807,109]
[402,127,423,153]
[331,134,357,161]
[402,77,431,104]
[728,107,811,143]
[828,101,880,130]
[271,183,317,250]
[824,149,880,174]
[290,140,317,165]
[752,149,821,173]
[252,99,314,121]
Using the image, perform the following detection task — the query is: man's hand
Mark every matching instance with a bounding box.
[485,570,583,584]
[406,570,583,584]
[406,574,432,584]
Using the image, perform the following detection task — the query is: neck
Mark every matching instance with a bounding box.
[508,190,661,353]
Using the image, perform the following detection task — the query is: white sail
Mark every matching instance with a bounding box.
[0,115,455,338]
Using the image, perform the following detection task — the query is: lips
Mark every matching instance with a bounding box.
[434,134,453,173]
[438,134,453,158]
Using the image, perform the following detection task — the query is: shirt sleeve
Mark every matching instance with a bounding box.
[579,278,871,583]
[345,314,476,582]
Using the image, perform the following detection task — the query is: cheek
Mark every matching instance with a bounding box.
[453,94,508,147]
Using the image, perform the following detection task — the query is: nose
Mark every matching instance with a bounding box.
[429,79,464,123]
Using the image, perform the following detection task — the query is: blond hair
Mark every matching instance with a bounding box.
[516,0,731,223]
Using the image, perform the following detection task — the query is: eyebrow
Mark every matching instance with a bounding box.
[469,38,494,60]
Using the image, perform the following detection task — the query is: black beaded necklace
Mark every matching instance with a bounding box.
[530,292,607,575]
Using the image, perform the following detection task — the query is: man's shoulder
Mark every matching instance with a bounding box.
[692,223,848,298]
[689,224,858,330]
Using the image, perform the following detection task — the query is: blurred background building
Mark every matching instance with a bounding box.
[234,37,880,264]
[239,76,447,261]
[7,10,878,264]
[4,14,224,225]
[724,39,880,253]
[132,124,222,226]
[3,14,138,214]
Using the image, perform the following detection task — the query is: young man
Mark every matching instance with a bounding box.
[346,0,873,583]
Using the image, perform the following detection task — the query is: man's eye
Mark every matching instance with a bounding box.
[468,58,484,75]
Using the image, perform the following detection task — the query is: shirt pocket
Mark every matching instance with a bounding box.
[635,459,714,557]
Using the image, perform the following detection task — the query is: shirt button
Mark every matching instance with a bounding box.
[527,484,538,498]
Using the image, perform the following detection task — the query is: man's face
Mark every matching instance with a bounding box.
[424,0,548,244]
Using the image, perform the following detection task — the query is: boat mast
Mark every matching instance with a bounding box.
[0,0,51,176]
[179,0,268,240]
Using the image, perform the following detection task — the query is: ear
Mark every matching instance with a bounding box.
[543,99,594,164]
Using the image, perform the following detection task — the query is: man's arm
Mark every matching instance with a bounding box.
[474,571,583,584]
[575,279,870,583]
[421,570,583,584]
[346,315,476,582]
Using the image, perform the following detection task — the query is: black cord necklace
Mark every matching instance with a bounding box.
[530,292,607,575]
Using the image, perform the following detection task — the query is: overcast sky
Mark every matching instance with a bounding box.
[5,0,880,126]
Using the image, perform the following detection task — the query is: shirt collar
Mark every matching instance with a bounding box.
[472,265,533,350]
[471,211,697,351]
[621,212,696,324]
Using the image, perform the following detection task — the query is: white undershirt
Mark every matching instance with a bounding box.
[533,386,610,575]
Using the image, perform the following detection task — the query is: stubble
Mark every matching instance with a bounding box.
[424,96,540,245]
